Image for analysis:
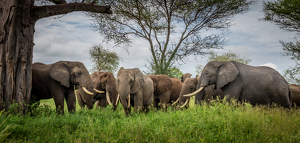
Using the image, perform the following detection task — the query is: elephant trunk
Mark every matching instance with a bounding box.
[118,84,131,110]
[81,84,95,109]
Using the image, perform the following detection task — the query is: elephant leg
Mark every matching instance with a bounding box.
[50,85,65,114]
[153,97,159,110]
[66,90,76,113]
[160,91,171,112]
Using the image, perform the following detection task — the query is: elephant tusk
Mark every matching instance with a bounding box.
[183,87,204,97]
[115,94,120,106]
[82,87,94,95]
[180,98,190,108]
[128,93,130,108]
[171,98,180,106]
[94,88,105,93]
[106,92,113,106]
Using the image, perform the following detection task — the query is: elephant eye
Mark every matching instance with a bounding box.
[78,71,82,75]
[130,79,133,83]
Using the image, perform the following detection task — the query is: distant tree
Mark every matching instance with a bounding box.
[0,0,111,113]
[196,51,252,74]
[167,67,184,79]
[261,0,300,84]
[283,67,300,85]
[90,0,255,75]
[90,45,120,73]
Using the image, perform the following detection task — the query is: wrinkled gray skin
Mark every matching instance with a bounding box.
[32,61,94,114]
[196,61,291,107]
[195,85,224,105]
[91,71,119,111]
[117,67,154,115]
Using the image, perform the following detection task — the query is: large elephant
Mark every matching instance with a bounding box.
[90,71,119,111]
[290,84,300,107]
[185,61,292,107]
[117,67,154,115]
[31,61,95,114]
[148,75,172,111]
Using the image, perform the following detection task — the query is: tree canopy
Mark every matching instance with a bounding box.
[90,0,255,75]
[90,45,120,73]
[196,51,252,74]
[261,0,300,84]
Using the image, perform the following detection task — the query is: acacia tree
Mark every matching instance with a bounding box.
[90,44,120,73]
[0,0,111,113]
[261,0,300,84]
[90,0,255,75]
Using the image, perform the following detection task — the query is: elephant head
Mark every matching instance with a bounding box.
[173,77,198,108]
[50,61,95,109]
[91,71,119,110]
[148,75,172,96]
[117,67,145,110]
[181,73,192,82]
[183,61,237,100]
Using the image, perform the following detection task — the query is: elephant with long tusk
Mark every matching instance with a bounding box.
[184,61,292,107]
[32,61,95,114]
[91,71,119,111]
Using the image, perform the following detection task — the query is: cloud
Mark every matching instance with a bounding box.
[260,63,281,73]
[33,1,296,77]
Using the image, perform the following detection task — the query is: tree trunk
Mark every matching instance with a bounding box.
[0,0,34,114]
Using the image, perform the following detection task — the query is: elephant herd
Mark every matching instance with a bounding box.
[30,60,300,115]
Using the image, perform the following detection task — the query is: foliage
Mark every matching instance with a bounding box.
[0,98,300,142]
[262,0,300,82]
[196,51,252,74]
[166,67,184,79]
[283,66,300,85]
[89,44,120,73]
[90,0,255,75]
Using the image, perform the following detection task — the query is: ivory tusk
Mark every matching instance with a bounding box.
[106,92,113,105]
[183,87,204,97]
[128,93,130,108]
[115,94,120,106]
[172,98,180,106]
[82,87,94,95]
[94,88,105,93]
[180,98,190,108]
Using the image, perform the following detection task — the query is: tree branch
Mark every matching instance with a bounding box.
[31,3,112,20]
[49,0,67,4]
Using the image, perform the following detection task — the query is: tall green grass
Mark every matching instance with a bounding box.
[0,98,300,142]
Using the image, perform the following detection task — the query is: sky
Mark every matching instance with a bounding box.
[33,0,297,77]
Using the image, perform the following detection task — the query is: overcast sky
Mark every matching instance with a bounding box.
[33,0,297,77]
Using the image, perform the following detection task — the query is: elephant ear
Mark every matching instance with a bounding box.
[131,68,145,94]
[117,67,125,78]
[50,61,70,88]
[216,62,238,89]
[156,75,172,94]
